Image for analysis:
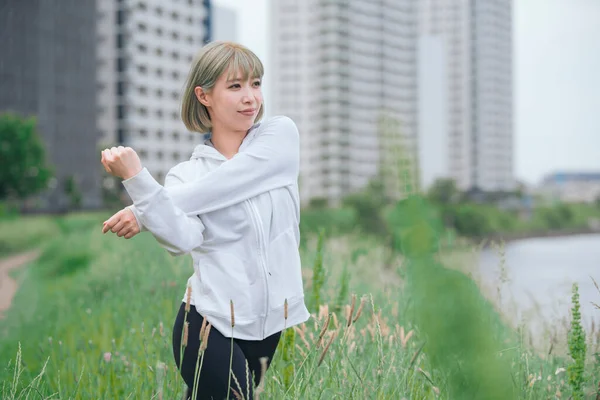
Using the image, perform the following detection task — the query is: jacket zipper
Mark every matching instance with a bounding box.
[245,200,270,338]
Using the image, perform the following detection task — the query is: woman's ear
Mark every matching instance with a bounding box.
[194,86,211,107]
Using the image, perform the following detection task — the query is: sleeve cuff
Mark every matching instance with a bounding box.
[122,167,162,205]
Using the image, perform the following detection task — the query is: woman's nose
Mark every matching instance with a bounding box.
[241,89,254,103]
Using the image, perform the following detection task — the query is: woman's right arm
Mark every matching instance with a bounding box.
[123,115,299,217]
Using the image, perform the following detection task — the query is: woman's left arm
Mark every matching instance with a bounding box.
[122,115,300,217]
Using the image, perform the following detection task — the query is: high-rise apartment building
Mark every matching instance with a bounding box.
[96,0,212,184]
[418,0,514,192]
[270,0,419,206]
[0,0,100,211]
[213,5,238,42]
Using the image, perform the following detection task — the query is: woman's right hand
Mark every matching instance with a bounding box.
[102,208,140,239]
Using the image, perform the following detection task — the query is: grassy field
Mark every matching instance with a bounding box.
[0,211,598,399]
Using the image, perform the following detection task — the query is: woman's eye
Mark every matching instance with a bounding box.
[253,81,262,87]
[229,84,241,89]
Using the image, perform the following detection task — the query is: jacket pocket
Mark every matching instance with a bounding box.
[267,227,304,310]
[195,252,263,320]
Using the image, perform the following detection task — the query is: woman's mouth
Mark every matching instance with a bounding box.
[238,109,256,116]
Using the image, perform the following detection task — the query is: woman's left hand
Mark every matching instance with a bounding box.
[101,146,142,180]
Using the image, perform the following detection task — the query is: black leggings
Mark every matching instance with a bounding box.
[172,303,281,400]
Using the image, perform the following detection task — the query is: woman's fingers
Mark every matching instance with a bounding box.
[103,209,141,239]
[102,211,123,234]
[111,219,126,234]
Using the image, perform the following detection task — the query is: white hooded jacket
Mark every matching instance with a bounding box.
[122,116,310,340]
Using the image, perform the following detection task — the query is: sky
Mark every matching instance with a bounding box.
[213,0,600,185]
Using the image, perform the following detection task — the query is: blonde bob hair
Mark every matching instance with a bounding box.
[181,41,265,133]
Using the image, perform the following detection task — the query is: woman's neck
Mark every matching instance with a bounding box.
[209,126,247,159]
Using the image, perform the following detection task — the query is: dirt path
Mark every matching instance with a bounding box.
[0,250,40,319]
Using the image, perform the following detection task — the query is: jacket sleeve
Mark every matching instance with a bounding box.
[122,115,299,217]
[124,165,205,256]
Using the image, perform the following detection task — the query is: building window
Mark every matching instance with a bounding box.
[116,57,126,72]
[117,105,126,119]
[116,81,126,95]
[116,10,125,24]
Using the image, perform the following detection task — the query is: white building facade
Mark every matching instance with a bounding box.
[270,0,419,206]
[418,0,514,192]
[96,0,212,183]
[212,5,237,42]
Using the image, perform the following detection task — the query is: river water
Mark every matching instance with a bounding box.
[478,233,600,340]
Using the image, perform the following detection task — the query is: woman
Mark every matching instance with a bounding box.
[100,41,310,399]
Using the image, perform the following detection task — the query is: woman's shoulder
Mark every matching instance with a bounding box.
[259,115,298,129]
[254,115,299,140]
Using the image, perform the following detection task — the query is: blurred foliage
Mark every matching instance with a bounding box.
[0,113,53,203]
[64,175,83,210]
[299,177,600,250]
[341,179,390,237]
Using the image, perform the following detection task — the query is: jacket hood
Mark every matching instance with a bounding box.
[190,142,226,161]
[190,122,263,161]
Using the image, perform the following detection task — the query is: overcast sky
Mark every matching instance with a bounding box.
[214,0,600,185]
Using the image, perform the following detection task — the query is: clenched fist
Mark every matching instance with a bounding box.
[101,146,142,180]
[102,208,140,239]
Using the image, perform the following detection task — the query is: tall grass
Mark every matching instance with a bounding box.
[1,212,599,398]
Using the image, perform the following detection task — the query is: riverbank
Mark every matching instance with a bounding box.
[478,226,600,247]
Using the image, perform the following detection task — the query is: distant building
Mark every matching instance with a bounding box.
[538,172,600,203]
[418,0,515,192]
[212,5,238,42]
[96,0,212,185]
[270,0,420,206]
[0,0,100,211]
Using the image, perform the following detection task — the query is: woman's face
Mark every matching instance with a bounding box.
[196,68,263,134]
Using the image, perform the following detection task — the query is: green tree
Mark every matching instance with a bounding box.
[0,113,53,202]
[427,178,461,204]
[64,175,83,210]
[342,178,389,237]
